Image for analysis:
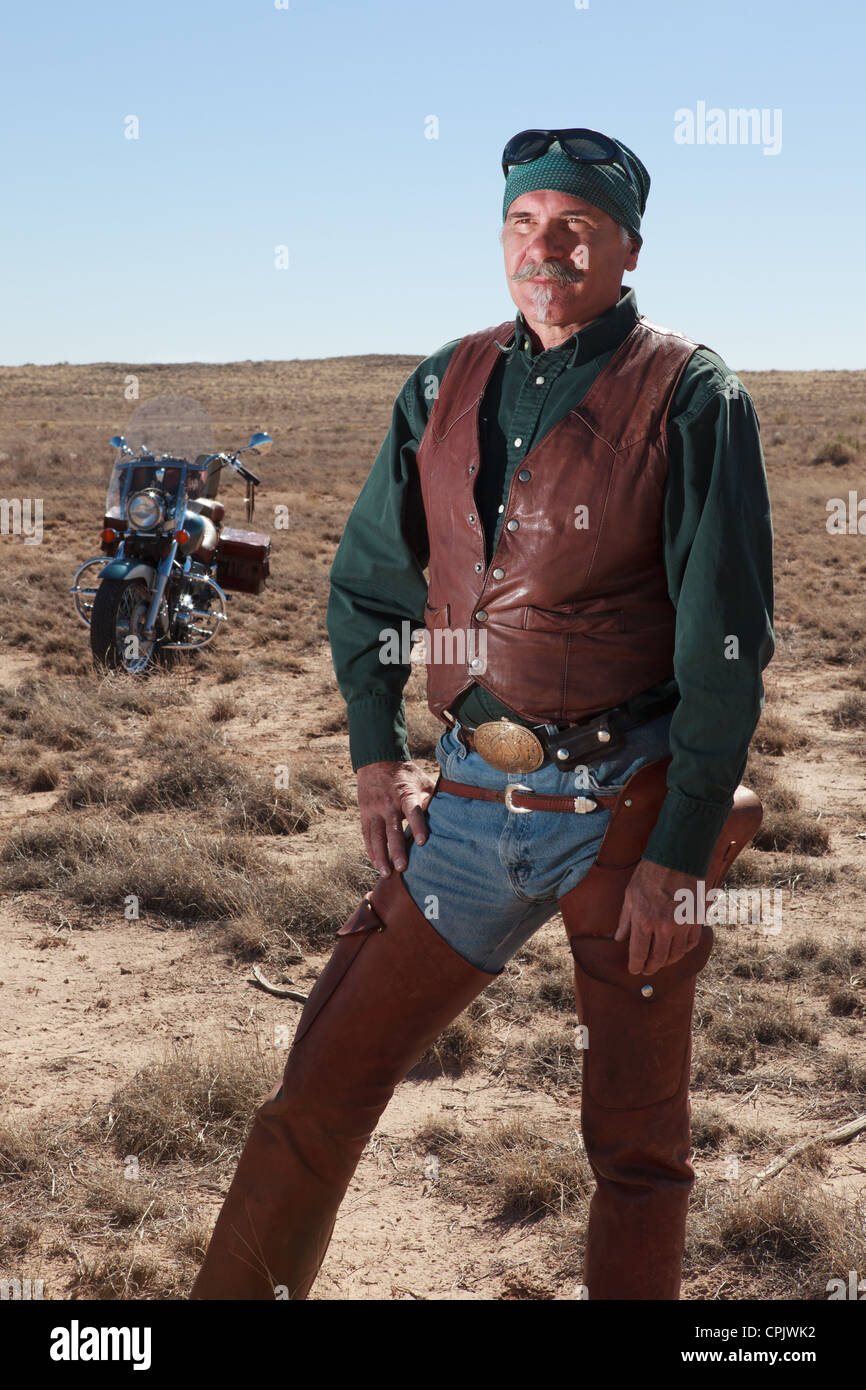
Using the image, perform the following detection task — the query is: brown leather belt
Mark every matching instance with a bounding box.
[436,776,619,814]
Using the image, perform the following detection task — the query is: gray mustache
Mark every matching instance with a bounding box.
[511,260,585,285]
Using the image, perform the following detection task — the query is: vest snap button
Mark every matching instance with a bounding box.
[468,465,476,474]
[475,610,487,622]
[492,567,505,579]
[468,513,476,523]
[474,562,483,573]
[514,437,523,447]
[518,469,531,482]
[470,657,483,670]
[506,519,519,531]
[641,985,654,998]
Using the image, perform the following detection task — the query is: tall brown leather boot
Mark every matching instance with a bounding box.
[190,869,499,1299]
[558,761,763,1300]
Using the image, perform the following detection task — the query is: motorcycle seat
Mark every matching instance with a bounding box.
[187,498,225,525]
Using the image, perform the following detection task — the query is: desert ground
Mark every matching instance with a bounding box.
[0,352,865,1301]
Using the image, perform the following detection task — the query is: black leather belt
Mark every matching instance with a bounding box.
[449,690,679,773]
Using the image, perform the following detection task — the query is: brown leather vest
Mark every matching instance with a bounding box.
[415,314,702,725]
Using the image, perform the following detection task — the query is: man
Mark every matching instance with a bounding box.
[191,127,774,1301]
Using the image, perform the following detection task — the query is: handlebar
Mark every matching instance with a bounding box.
[111,442,263,488]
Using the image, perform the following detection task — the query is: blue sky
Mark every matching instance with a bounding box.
[1,0,863,368]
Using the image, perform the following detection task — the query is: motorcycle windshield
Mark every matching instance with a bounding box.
[104,458,209,524]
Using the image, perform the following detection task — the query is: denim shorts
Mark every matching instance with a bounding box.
[399,713,673,972]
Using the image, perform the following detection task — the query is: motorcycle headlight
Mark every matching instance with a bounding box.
[126,490,165,531]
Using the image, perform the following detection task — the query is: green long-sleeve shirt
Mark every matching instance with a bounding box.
[326,285,775,877]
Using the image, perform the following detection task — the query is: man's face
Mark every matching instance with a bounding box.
[502,189,640,332]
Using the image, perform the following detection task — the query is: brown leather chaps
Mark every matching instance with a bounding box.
[189,868,500,1299]
[559,760,762,1299]
[190,758,761,1301]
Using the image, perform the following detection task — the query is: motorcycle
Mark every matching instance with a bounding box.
[71,431,273,673]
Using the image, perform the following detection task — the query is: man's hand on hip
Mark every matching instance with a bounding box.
[356,760,437,877]
[614,859,703,976]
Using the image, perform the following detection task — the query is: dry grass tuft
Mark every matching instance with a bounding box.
[414,1113,593,1219]
[831,694,866,730]
[828,988,862,1018]
[810,438,858,466]
[693,995,820,1084]
[0,1117,59,1186]
[82,1173,167,1227]
[60,774,116,809]
[172,1214,211,1262]
[24,757,62,791]
[0,817,262,921]
[465,1117,593,1219]
[753,816,831,857]
[689,1175,866,1297]
[690,1106,736,1151]
[522,1026,581,1087]
[414,1114,464,1154]
[223,763,351,836]
[66,1249,170,1300]
[208,695,236,723]
[0,813,373,945]
[751,712,811,756]
[100,1041,275,1164]
[121,727,351,835]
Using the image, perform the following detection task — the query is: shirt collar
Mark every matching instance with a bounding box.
[494,284,640,368]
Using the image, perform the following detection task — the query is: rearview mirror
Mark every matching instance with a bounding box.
[249,432,272,455]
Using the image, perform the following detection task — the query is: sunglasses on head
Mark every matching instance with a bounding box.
[501,127,633,183]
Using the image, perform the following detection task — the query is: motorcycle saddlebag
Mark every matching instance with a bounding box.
[215,526,271,595]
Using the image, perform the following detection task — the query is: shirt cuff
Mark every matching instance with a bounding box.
[642,787,734,878]
[346,696,410,772]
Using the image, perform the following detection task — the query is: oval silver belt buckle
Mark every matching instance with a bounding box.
[473,719,546,773]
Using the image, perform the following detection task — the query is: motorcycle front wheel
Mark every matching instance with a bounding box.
[90,577,176,674]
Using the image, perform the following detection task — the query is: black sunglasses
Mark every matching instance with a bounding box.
[502,127,632,182]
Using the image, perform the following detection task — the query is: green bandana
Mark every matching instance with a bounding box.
[502,135,650,246]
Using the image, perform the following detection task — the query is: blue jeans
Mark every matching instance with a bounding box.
[400,714,674,972]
